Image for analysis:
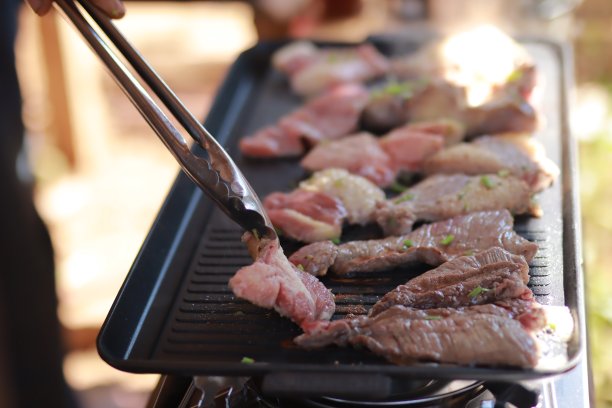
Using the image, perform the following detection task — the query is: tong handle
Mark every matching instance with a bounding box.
[53,0,274,238]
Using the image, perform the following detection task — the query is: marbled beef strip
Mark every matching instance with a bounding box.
[369,247,532,316]
[289,210,538,276]
[296,305,539,368]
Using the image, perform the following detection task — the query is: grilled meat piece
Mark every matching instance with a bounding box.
[296,305,539,368]
[378,126,444,173]
[263,169,386,243]
[301,124,446,187]
[239,84,369,158]
[272,41,390,97]
[369,247,531,316]
[264,190,347,243]
[301,133,396,187]
[375,174,535,235]
[299,168,385,225]
[361,79,467,134]
[228,233,335,326]
[423,133,559,192]
[464,93,537,136]
[289,210,537,276]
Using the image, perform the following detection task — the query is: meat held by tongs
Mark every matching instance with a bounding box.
[54,0,334,328]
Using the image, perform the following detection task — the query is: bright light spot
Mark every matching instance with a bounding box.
[572,84,610,141]
[440,25,528,106]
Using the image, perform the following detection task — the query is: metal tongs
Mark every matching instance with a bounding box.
[53,0,275,239]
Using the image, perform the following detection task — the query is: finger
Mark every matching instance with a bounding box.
[90,0,125,19]
[27,0,54,16]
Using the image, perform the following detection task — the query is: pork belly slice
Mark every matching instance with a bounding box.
[299,168,386,225]
[263,169,386,243]
[289,210,538,276]
[369,247,532,316]
[272,41,390,97]
[264,190,347,243]
[239,84,369,158]
[423,133,559,192]
[375,174,535,236]
[228,233,335,326]
[301,133,396,187]
[301,124,446,188]
[296,305,539,368]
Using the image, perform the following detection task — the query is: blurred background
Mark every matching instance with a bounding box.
[8,0,612,406]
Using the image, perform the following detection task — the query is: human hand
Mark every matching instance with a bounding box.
[27,0,126,19]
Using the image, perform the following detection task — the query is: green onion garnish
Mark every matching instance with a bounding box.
[241,357,255,364]
[390,182,408,193]
[468,286,491,299]
[480,175,495,189]
[439,234,454,245]
[403,239,414,249]
[296,264,305,271]
[394,193,415,204]
[506,69,524,83]
[331,237,341,245]
[497,169,510,178]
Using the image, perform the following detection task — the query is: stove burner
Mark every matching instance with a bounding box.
[299,380,486,407]
[206,377,541,408]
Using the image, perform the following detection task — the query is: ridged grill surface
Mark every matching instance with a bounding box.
[155,217,559,364]
[99,40,576,381]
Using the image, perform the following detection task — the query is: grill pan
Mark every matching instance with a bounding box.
[97,38,585,396]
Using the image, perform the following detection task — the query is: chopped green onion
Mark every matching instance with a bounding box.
[506,69,524,83]
[480,175,495,189]
[468,286,491,299]
[439,234,455,245]
[296,264,305,271]
[548,322,557,331]
[403,239,414,249]
[424,315,442,320]
[331,237,341,245]
[371,81,416,99]
[241,357,255,364]
[497,169,510,178]
[390,181,408,193]
[394,193,415,204]
[326,53,339,63]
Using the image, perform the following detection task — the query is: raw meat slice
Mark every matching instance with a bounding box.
[239,84,369,158]
[273,41,390,96]
[228,233,335,326]
[301,133,396,187]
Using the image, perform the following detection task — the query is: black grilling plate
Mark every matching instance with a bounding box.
[97,38,585,392]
